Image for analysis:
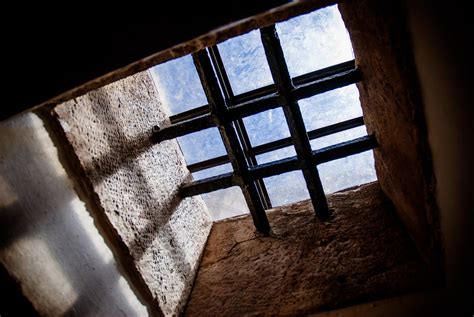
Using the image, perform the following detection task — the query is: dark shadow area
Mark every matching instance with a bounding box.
[0,264,37,317]
[1,1,290,120]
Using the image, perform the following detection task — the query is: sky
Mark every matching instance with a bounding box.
[150,5,377,220]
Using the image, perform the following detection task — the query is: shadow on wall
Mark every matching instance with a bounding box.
[84,88,189,270]
[0,113,147,316]
[53,73,212,316]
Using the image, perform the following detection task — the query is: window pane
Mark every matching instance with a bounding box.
[318,150,377,194]
[264,171,310,207]
[177,128,226,165]
[299,84,362,131]
[218,30,273,95]
[150,55,207,115]
[243,108,289,146]
[201,187,249,221]
[277,5,354,78]
[310,125,368,150]
[192,163,232,181]
[256,146,296,165]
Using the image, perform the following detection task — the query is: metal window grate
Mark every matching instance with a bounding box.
[152,25,377,234]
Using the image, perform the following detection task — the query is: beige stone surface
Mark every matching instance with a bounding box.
[55,71,212,316]
[185,183,436,316]
[0,113,147,316]
[338,1,441,268]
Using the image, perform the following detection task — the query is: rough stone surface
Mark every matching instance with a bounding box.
[0,113,147,316]
[338,1,441,268]
[55,71,212,316]
[185,182,436,316]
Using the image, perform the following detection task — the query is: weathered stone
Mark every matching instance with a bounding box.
[338,1,441,268]
[55,71,212,316]
[0,113,147,316]
[185,182,436,316]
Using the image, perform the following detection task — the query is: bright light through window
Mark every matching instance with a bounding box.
[151,4,377,220]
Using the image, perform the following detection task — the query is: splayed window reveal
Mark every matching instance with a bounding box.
[151,5,376,220]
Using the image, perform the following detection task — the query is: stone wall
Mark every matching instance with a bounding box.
[54,71,212,316]
[338,1,441,268]
[185,183,436,316]
[0,113,147,316]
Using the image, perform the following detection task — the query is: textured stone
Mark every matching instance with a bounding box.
[0,113,147,316]
[338,1,441,267]
[55,71,212,316]
[185,182,436,316]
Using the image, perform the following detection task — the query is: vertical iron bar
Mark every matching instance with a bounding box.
[261,25,330,219]
[209,45,273,210]
[193,49,271,234]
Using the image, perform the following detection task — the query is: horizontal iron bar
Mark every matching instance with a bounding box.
[312,134,377,165]
[252,116,365,156]
[151,114,216,143]
[293,68,361,100]
[187,116,365,173]
[182,134,377,197]
[248,155,301,179]
[180,172,238,197]
[170,105,209,124]
[227,93,283,120]
[169,60,357,124]
[229,60,357,105]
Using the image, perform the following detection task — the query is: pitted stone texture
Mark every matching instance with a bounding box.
[338,1,440,267]
[185,182,436,316]
[55,71,212,316]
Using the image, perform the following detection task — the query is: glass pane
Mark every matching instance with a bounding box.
[192,163,232,180]
[318,150,377,194]
[177,128,226,165]
[310,125,368,150]
[150,55,207,115]
[201,187,249,221]
[299,84,362,131]
[277,4,354,78]
[243,108,289,146]
[256,146,296,165]
[218,30,273,95]
[264,171,310,207]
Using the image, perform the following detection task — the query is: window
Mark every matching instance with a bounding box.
[151,5,377,232]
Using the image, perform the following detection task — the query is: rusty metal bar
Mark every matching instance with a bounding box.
[209,45,272,210]
[261,25,330,219]
[182,134,377,197]
[193,49,271,234]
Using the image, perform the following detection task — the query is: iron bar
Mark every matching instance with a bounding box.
[169,60,358,124]
[193,49,271,234]
[180,172,237,197]
[182,134,377,197]
[261,25,330,219]
[209,45,272,210]
[187,116,365,173]
[151,114,216,143]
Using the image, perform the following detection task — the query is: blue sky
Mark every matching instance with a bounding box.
[150,5,376,220]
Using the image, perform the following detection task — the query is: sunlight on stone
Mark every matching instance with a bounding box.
[10,238,78,315]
